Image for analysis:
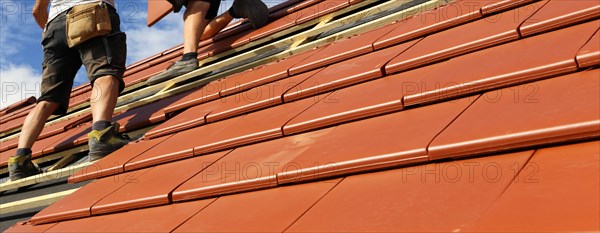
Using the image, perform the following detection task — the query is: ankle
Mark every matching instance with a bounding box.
[93,120,112,131]
[181,52,198,61]
[16,148,32,156]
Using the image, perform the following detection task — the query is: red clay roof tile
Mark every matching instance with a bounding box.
[286,150,533,232]
[31,169,152,224]
[171,127,335,202]
[162,84,223,114]
[47,199,215,232]
[124,117,243,170]
[219,46,328,97]
[283,39,421,102]
[206,68,324,123]
[576,29,600,68]
[68,136,173,183]
[289,22,400,75]
[467,141,600,232]
[3,221,56,233]
[519,0,600,37]
[373,0,484,50]
[400,20,599,107]
[0,96,35,117]
[480,0,538,15]
[386,1,544,73]
[173,179,342,232]
[295,0,349,24]
[194,95,322,155]
[143,102,216,139]
[90,150,230,215]
[278,96,476,185]
[428,69,600,160]
[283,73,406,135]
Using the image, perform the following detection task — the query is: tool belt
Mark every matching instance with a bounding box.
[66,1,112,48]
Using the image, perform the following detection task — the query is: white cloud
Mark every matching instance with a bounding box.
[0,63,42,109]
[122,12,184,64]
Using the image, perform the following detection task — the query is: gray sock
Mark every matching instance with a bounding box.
[16,148,32,156]
[92,120,112,131]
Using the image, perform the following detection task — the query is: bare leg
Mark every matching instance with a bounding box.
[17,101,59,149]
[90,75,120,123]
[183,0,210,53]
[200,12,234,41]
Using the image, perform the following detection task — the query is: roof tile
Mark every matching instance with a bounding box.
[90,150,230,215]
[31,169,152,224]
[519,0,600,37]
[219,46,328,97]
[46,199,215,232]
[283,39,421,102]
[286,150,533,232]
[400,20,599,106]
[467,141,600,232]
[386,1,543,73]
[289,22,400,75]
[576,29,600,68]
[206,68,323,123]
[428,69,600,160]
[171,127,335,202]
[373,0,484,50]
[68,136,173,183]
[278,96,476,184]
[283,73,405,135]
[173,179,342,232]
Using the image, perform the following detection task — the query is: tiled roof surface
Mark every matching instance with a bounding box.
[2,0,599,232]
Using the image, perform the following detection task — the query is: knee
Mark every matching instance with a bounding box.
[35,101,59,114]
[94,75,119,88]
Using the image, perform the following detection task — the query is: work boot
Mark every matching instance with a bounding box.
[145,59,199,86]
[8,154,42,181]
[88,122,131,162]
[230,0,269,28]
[167,0,188,13]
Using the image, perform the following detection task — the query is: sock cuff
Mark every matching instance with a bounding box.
[92,120,112,131]
[181,52,198,61]
[16,148,32,156]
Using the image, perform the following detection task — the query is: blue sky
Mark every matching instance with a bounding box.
[0,0,284,108]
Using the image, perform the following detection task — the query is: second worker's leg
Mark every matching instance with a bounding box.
[200,11,233,41]
[146,0,210,86]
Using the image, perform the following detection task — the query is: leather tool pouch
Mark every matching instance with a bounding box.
[66,2,112,48]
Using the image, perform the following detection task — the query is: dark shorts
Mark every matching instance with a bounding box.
[39,4,126,115]
[199,0,221,20]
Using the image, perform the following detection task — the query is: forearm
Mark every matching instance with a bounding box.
[32,0,50,29]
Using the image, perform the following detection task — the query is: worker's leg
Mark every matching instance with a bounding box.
[201,0,271,40]
[200,11,233,41]
[228,0,269,28]
[80,5,130,161]
[8,10,81,181]
[8,101,59,181]
[89,75,119,122]
[146,0,211,85]
[17,101,59,149]
[183,0,211,54]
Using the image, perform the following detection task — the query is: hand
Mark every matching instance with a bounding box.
[32,0,49,29]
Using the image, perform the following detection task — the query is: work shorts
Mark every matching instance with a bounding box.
[198,0,221,20]
[39,4,126,115]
